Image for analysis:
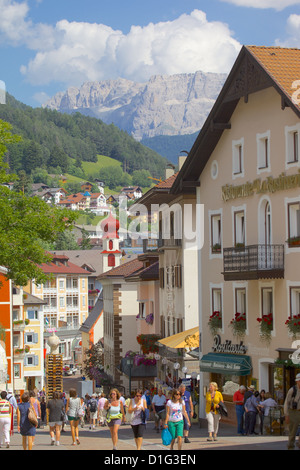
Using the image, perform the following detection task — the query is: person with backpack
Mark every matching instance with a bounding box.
[88,394,98,430]
[284,373,300,450]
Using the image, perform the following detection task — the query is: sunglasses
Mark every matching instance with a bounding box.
[135,394,142,397]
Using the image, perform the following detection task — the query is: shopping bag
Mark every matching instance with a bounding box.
[161,427,172,446]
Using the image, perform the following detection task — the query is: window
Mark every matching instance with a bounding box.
[139,302,146,319]
[232,139,244,177]
[59,297,65,308]
[257,131,270,171]
[234,211,245,246]
[235,288,247,328]
[27,309,38,321]
[212,288,222,328]
[174,265,182,288]
[108,254,115,267]
[261,287,273,318]
[286,124,300,166]
[59,280,64,290]
[211,214,222,253]
[290,287,300,317]
[109,240,113,250]
[288,202,300,245]
[25,332,38,344]
[159,268,165,289]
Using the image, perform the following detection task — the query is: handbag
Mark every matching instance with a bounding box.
[28,405,38,427]
[218,401,228,417]
[161,427,172,446]
[141,408,150,424]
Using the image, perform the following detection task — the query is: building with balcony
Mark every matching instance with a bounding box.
[25,253,89,366]
[172,46,300,417]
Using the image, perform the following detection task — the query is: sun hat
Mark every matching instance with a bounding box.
[295,373,300,382]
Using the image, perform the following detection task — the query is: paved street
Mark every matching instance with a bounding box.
[1,419,294,452]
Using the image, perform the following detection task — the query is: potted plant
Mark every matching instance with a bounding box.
[212,243,222,253]
[257,313,273,343]
[229,312,247,338]
[145,313,154,325]
[208,311,222,336]
[234,242,245,251]
[285,315,300,338]
[287,236,300,247]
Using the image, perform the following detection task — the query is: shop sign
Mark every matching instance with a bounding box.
[212,335,247,355]
[222,170,300,202]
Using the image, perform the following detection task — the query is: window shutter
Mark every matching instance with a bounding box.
[159,268,164,289]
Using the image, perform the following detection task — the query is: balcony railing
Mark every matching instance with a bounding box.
[158,236,182,250]
[222,244,284,281]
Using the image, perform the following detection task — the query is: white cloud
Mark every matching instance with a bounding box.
[219,0,300,9]
[20,9,241,86]
[0,2,241,87]
[275,13,300,46]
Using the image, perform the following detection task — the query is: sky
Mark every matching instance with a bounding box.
[1,0,300,107]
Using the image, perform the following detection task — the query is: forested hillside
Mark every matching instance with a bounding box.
[0,94,167,179]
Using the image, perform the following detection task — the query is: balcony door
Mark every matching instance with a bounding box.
[259,200,272,268]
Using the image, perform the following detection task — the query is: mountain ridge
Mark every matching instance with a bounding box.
[44,71,227,141]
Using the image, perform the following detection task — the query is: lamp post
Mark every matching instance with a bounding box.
[126,357,134,396]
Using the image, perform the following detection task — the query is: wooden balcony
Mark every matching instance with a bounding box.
[222,244,284,281]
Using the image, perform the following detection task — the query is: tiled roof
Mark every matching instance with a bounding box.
[98,258,143,279]
[39,254,90,275]
[155,172,179,189]
[246,46,300,110]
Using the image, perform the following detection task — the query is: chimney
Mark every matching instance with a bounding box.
[165,163,175,179]
[178,155,187,170]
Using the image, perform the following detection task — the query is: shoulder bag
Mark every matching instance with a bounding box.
[28,404,38,427]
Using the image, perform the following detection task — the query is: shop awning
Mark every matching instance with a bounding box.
[158,326,199,349]
[199,352,252,376]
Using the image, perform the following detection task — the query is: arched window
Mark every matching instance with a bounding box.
[108,254,115,267]
[109,240,113,250]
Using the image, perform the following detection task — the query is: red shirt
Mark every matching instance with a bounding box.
[233,390,245,405]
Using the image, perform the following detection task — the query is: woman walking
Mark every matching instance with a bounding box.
[0,391,12,448]
[164,388,190,451]
[66,388,81,446]
[128,389,147,450]
[104,388,125,450]
[29,390,41,446]
[17,391,37,450]
[47,391,65,446]
[205,382,224,441]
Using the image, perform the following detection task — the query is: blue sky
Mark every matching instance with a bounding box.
[1,0,300,107]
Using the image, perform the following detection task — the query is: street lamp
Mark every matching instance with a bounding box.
[126,357,134,396]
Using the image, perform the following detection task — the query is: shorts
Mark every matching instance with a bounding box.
[49,421,62,427]
[131,424,145,439]
[168,420,184,439]
[90,411,98,420]
[107,418,122,427]
[68,416,79,422]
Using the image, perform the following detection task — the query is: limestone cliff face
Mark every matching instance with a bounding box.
[44,71,226,140]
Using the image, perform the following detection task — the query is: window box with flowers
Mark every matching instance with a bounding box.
[287,236,300,248]
[229,312,247,339]
[145,313,154,325]
[136,334,161,354]
[257,313,273,343]
[285,315,300,338]
[208,311,222,336]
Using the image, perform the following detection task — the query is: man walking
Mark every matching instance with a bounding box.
[284,373,300,450]
[233,385,246,435]
[179,384,193,443]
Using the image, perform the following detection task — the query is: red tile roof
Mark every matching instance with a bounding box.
[98,258,143,279]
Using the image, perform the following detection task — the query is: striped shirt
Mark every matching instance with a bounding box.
[0,399,11,418]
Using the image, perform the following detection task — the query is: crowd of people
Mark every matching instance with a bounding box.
[0,373,299,450]
[0,383,195,451]
[230,374,300,449]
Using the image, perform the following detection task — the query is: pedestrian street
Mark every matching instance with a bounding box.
[2,420,291,452]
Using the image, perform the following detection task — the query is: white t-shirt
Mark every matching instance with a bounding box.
[152,394,167,407]
[167,399,183,422]
[260,398,277,417]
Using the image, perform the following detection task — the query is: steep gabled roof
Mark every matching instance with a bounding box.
[98,258,143,280]
[172,45,300,193]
